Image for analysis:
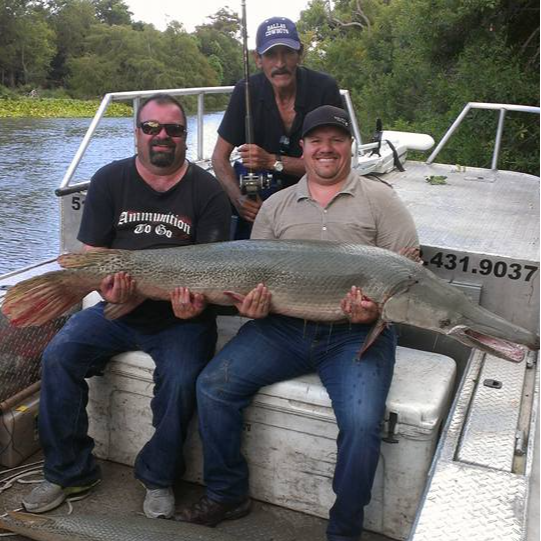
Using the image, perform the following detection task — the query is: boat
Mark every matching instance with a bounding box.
[0,86,538,541]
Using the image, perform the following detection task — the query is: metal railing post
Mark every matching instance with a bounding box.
[426,103,472,165]
[133,97,140,154]
[340,90,362,166]
[197,93,205,162]
[492,108,506,171]
[58,93,113,191]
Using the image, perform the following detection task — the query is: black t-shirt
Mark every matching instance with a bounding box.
[218,66,343,188]
[78,157,231,330]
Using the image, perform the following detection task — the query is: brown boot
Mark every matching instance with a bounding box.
[175,495,251,527]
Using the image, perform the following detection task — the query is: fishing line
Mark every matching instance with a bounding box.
[65,491,98,515]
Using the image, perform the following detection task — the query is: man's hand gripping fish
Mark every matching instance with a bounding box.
[2,240,538,362]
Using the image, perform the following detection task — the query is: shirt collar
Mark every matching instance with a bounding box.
[295,169,361,201]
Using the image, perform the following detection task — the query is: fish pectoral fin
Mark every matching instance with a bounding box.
[103,295,145,319]
[357,317,388,360]
[223,290,246,304]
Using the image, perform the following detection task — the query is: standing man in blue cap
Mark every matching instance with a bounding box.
[212,16,343,238]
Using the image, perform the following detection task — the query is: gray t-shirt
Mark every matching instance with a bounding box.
[251,169,418,252]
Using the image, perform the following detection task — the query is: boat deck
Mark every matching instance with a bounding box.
[1,453,390,541]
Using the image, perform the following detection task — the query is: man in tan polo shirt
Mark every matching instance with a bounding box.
[177,106,419,541]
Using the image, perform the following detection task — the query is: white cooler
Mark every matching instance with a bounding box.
[87,317,456,540]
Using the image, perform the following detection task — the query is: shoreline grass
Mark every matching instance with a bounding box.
[0,95,227,119]
[0,97,133,118]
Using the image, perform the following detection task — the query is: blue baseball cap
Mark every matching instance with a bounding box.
[256,17,302,55]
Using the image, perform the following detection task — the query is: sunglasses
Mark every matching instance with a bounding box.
[138,120,186,137]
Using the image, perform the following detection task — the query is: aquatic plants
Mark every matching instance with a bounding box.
[0,98,132,118]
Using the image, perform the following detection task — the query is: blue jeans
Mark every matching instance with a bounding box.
[39,302,216,489]
[197,315,396,541]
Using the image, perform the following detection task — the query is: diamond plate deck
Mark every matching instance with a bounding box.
[384,163,539,261]
[412,462,527,541]
[410,352,538,541]
[457,354,527,471]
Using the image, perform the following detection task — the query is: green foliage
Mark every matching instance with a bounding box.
[0,96,131,117]
[66,22,219,98]
[0,0,537,177]
[0,84,17,99]
[0,0,57,87]
[193,7,242,86]
[92,0,132,26]
[299,0,540,175]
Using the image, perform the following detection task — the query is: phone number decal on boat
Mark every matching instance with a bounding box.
[423,251,539,282]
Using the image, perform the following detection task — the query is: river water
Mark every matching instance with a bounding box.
[0,113,224,275]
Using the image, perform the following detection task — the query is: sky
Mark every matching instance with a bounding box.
[124,0,312,47]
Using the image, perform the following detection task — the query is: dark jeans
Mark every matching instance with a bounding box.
[39,302,216,489]
[197,315,396,541]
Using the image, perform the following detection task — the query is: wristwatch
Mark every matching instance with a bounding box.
[272,155,284,173]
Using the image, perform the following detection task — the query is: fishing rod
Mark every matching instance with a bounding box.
[238,0,270,198]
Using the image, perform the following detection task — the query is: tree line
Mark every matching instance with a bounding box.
[0,0,243,95]
[0,0,539,174]
[298,0,539,174]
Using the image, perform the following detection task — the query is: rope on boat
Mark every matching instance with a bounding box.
[0,467,43,494]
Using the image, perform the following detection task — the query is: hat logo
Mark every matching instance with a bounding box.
[265,23,289,37]
[333,116,349,127]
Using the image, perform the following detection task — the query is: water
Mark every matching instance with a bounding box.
[0,113,224,275]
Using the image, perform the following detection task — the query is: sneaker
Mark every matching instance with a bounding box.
[22,479,101,513]
[143,487,175,519]
[175,495,251,527]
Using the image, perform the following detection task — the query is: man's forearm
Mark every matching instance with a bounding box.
[212,156,242,207]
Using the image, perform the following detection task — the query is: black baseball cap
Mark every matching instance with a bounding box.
[256,17,302,55]
[301,106,352,138]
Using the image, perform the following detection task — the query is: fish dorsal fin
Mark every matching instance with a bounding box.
[58,249,124,270]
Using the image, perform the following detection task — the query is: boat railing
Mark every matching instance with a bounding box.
[426,102,540,170]
[55,87,363,197]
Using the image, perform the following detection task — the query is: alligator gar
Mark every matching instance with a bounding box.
[1,239,538,362]
[0,511,242,541]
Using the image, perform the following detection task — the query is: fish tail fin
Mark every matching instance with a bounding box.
[1,270,96,327]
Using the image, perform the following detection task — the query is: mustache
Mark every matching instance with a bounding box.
[150,138,175,148]
[271,68,291,77]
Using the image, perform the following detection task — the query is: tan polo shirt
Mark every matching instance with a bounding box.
[251,169,418,252]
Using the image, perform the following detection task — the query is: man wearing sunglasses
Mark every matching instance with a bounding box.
[22,94,231,520]
[212,16,343,239]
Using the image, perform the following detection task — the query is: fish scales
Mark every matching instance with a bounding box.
[2,239,538,362]
[65,240,418,321]
[0,511,243,541]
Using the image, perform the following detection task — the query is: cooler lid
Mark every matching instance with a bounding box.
[257,346,456,431]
